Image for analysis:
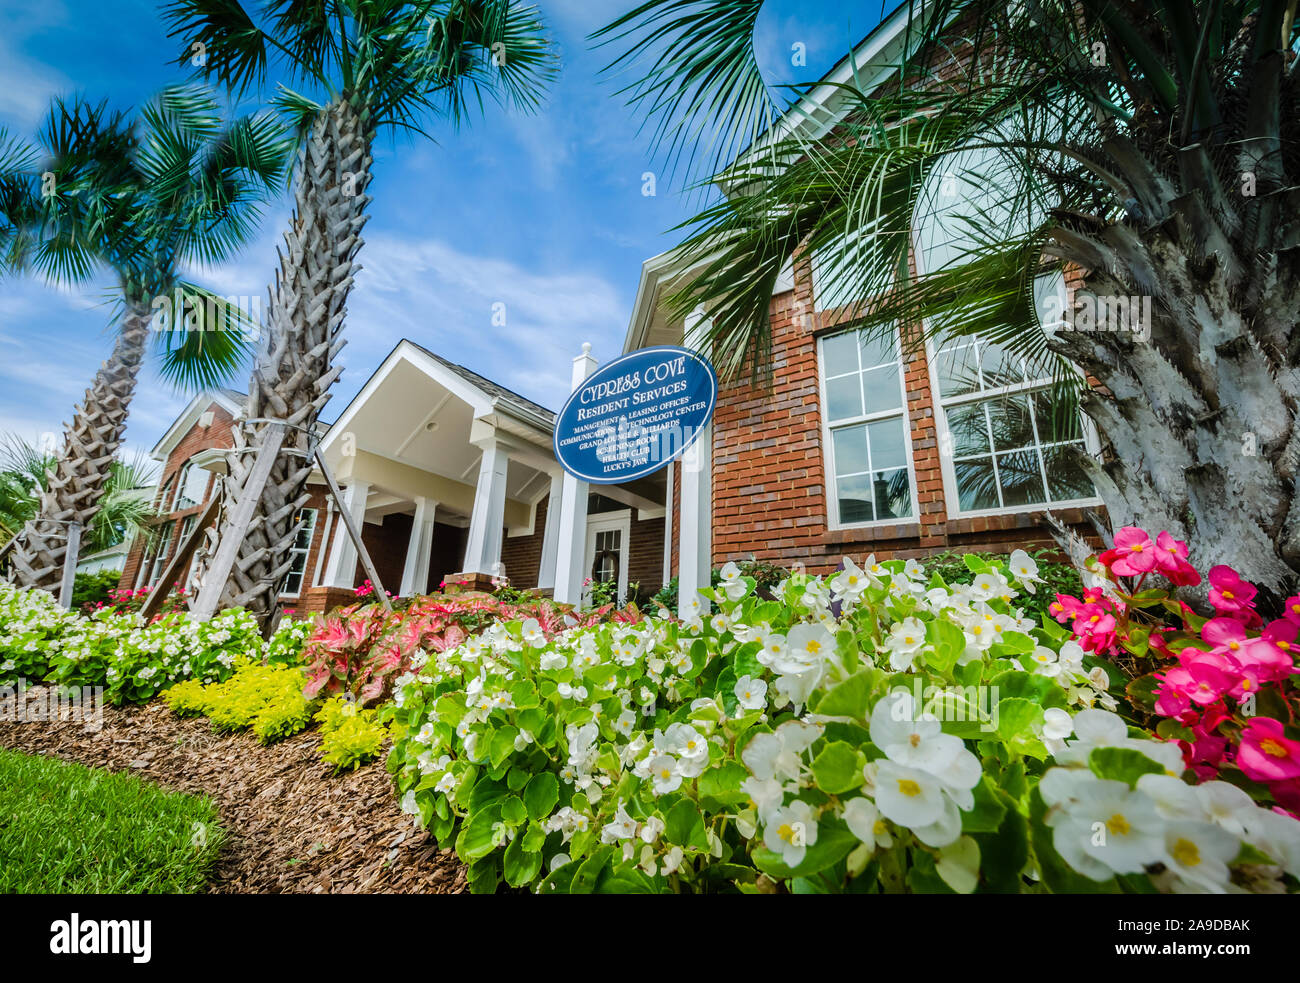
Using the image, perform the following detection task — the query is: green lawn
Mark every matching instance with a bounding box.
[0,748,225,893]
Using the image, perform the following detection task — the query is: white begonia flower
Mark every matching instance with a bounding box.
[648,754,682,795]
[733,675,767,711]
[549,853,571,872]
[868,690,980,805]
[660,845,685,875]
[873,761,958,845]
[1041,707,1073,755]
[1241,808,1300,878]
[1007,549,1042,593]
[435,772,457,795]
[614,709,637,737]
[843,797,892,850]
[883,618,928,671]
[1028,646,1061,678]
[830,558,868,600]
[763,800,819,868]
[520,618,546,647]
[1044,772,1165,877]
[781,623,835,672]
[1193,781,1256,837]
[400,790,418,816]
[639,815,665,844]
[756,632,788,668]
[601,803,640,843]
[710,612,731,634]
[741,776,786,825]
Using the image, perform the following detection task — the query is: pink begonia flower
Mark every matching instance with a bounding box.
[1072,609,1117,653]
[1153,531,1201,586]
[1282,594,1300,626]
[1237,717,1300,783]
[1154,667,1193,716]
[1207,565,1257,616]
[1202,617,1294,683]
[1100,526,1157,576]
[1270,779,1300,819]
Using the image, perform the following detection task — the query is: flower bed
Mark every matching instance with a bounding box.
[0,583,308,704]
[386,549,1300,894]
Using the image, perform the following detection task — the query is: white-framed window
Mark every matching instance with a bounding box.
[280,508,318,596]
[818,325,916,528]
[172,459,209,511]
[145,520,176,588]
[929,330,1098,515]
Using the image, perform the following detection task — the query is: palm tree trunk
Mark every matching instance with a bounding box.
[1047,186,1300,596]
[7,303,152,592]
[193,98,372,625]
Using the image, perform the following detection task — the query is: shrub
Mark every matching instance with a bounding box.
[300,594,618,706]
[386,550,1300,894]
[164,660,314,744]
[72,569,122,612]
[0,584,310,704]
[1049,525,1300,815]
[321,711,389,772]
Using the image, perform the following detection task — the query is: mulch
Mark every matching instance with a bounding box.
[0,690,467,894]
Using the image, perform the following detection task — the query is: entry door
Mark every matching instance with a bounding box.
[584,512,631,606]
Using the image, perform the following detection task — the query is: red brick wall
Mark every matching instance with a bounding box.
[120,399,236,591]
[708,268,1101,576]
[501,496,547,588]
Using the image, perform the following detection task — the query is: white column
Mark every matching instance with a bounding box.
[553,342,599,605]
[678,308,713,619]
[323,480,369,588]
[462,440,509,576]
[400,496,437,596]
[662,459,674,587]
[536,470,565,590]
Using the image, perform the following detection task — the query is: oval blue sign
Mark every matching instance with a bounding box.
[553,346,718,484]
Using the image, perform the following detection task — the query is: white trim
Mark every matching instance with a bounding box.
[149,391,243,462]
[662,460,674,587]
[816,324,920,531]
[585,509,633,606]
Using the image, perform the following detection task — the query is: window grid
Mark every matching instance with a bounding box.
[819,326,915,528]
[281,508,318,596]
[935,339,1095,514]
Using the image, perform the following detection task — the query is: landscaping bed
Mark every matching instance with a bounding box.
[0,691,466,894]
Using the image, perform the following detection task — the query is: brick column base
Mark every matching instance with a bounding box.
[295,586,361,616]
[441,571,506,594]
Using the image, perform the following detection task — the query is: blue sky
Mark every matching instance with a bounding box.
[0,0,888,469]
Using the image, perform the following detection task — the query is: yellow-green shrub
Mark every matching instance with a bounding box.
[318,702,387,772]
[165,662,314,745]
[162,678,211,717]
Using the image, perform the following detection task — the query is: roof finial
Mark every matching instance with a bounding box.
[581,342,592,356]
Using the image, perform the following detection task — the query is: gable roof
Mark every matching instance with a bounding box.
[405,341,556,424]
[149,389,245,462]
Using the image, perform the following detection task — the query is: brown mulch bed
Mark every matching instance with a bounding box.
[0,692,467,894]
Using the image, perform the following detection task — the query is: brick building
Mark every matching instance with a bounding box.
[125,8,1102,620]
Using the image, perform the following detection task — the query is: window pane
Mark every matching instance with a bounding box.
[954,457,1000,511]
[987,394,1035,452]
[832,425,869,476]
[1031,389,1083,443]
[936,344,980,398]
[978,340,1024,388]
[867,417,907,471]
[822,332,860,375]
[859,330,897,370]
[861,365,903,415]
[1044,441,1094,501]
[826,374,863,421]
[873,468,912,520]
[945,403,990,457]
[997,449,1047,506]
[836,473,874,524]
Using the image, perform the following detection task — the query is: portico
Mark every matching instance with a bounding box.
[297,340,668,613]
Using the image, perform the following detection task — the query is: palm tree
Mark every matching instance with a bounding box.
[0,434,159,557]
[598,0,1300,595]
[162,0,556,626]
[0,88,288,593]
